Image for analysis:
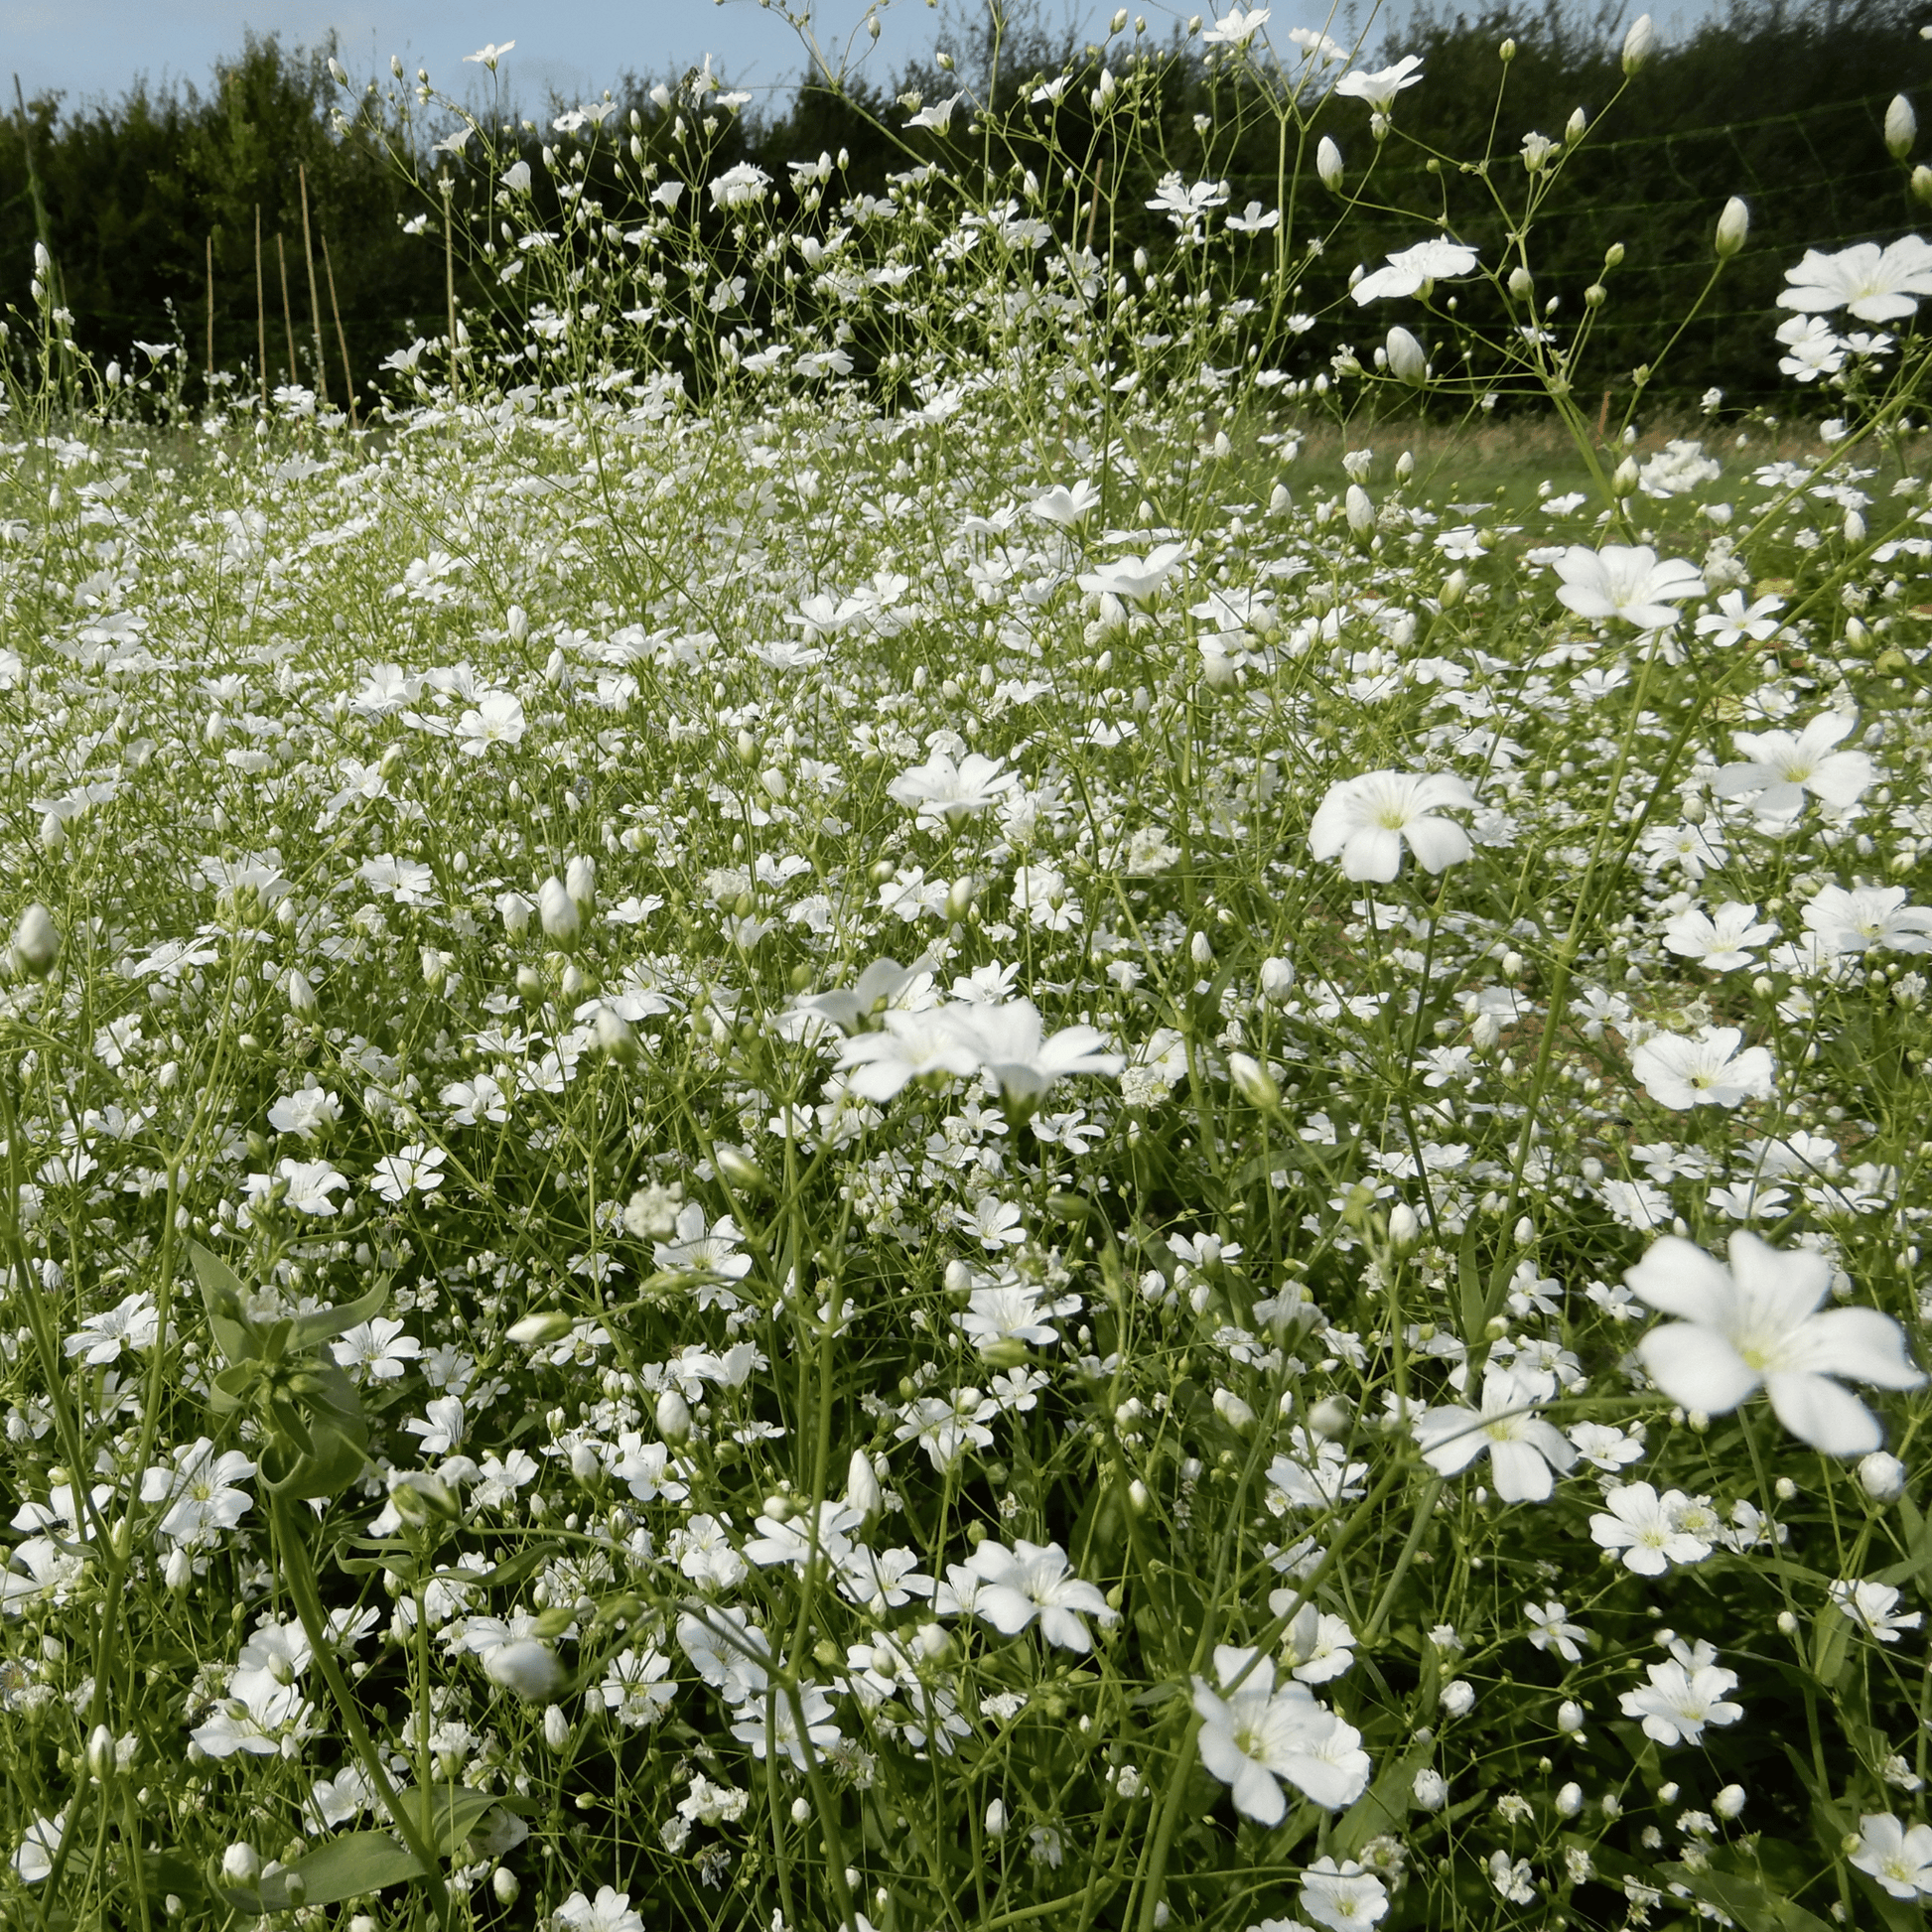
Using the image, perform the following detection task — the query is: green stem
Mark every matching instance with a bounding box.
[270,1493,453,1926]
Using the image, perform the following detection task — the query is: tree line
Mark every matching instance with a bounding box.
[0,0,1923,411]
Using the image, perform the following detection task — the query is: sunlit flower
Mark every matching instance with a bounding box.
[1713,713,1872,815]
[1802,884,1932,955]
[1629,1026,1774,1110]
[1779,236,1932,324]
[1627,1230,1925,1454]
[1202,6,1271,47]
[1618,1637,1742,1746]
[1851,1814,1932,1899]
[1333,56,1424,107]
[1553,545,1706,630]
[1191,1646,1371,1821]
[1660,901,1776,971]
[1413,1364,1577,1501]
[1310,770,1475,881]
[1351,237,1478,303]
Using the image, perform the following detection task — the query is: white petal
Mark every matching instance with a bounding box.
[1636,1322,1758,1415]
[1764,1372,1881,1454]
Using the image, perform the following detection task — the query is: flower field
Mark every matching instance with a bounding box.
[4,10,1932,1929]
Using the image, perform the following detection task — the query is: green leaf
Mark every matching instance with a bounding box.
[1657,1861,1835,1932]
[1808,1600,1853,1688]
[239,1832,427,1914]
[189,1240,260,1367]
[396,1783,519,1857]
[289,1275,391,1351]
[1456,1224,1485,1342]
[263,1416,370,1499]
[1330,1737,1433,1859]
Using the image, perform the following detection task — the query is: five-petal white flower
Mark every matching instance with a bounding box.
[1627,1230,1925,1454]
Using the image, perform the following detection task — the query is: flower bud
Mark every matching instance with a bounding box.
[1190,929,1214,968]
[164,1546,194,1589]
[1260,956,1296,1003]
[985,1799,1008,1837]
[847,1449,883,1517]
[1621,13,1654,72]
[483,1638,566,1701]
[1345,483,1374,535]
[594,1007,636,1059]
[1441,1678,1475,1717]
[515,964,545,1003]
[505,604,529,643]
[493,1866,521,1905]
[1316,135,1343,191]
[391,1470,463,1523]
[1499,35,1516,59]
[537,876,580,944]
[14,903,60,978]
[1566,105,1587,142]
[1412,1767,1448,1811]
[1603,241,1625,269]
[1388,1202,1421,1249]
[570,1442,601,1483]
[1714,196,1748,260]
[714,1144,765,1193]
[496,891,533,937]
[508,1309,575,1345]
[287,967,318,1018]
[655,1388,693,1442]
[86,1724,115,1780]
[566,854,596,909]
[1227,1051,1280,1110]
[1714,1784,1745,1819]
[1212,1387,1257,1432]
[1888,94,1917,161]
[1859,1450,1906,1501]
[1385,325,1428,385]
[222,1843,261,1887]
[1555,1781,1583,1817]
[1558,1699,1586,1734]
[1612,457,1639,496]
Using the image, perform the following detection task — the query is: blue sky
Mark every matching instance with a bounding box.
[5,0,1715,119]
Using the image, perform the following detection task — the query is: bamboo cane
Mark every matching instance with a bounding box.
[297,164,332,409]
[255,205,267,410]
[205,233,215,381]
[276,232,297,388]
[321,230,357,430]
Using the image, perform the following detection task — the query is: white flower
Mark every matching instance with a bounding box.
[268,1084,342,1141]
[1629,1026,1774,1110]
[1553,544,1706,630]
[1626,1230,1925,1454]
[708,163,770,208]
[1413,1364,1577,1501]
[1803,884,1932,955]
[1027,480,1100,525]
[63,1292,159,1365]
[11,1813,63,1884]
[1075,542,1188,603]
[1351,237,1478,303]
[455,690,525,755]
[1333,56,1424,107]
[958,1538,1115,1651]
[1779,236,1932,324]
[1309,770,1475,882]
[1851,1814,1932,1899]
[370,1144,448,1201]
[557,1885,646,1932]
[1525,1600,1591,1663]
[1618,1638,1742,1746]
[1713,713,1872,816]
[1830,1578,1924,1641]
[904,90,964,132]
[1588,1482,1713,1575]
[1202,6,1271,47]
[1190,1647,1371,1821]
[465,42,515,69]
[1661,901,1776,971]
[1298,1855,1390,1928]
